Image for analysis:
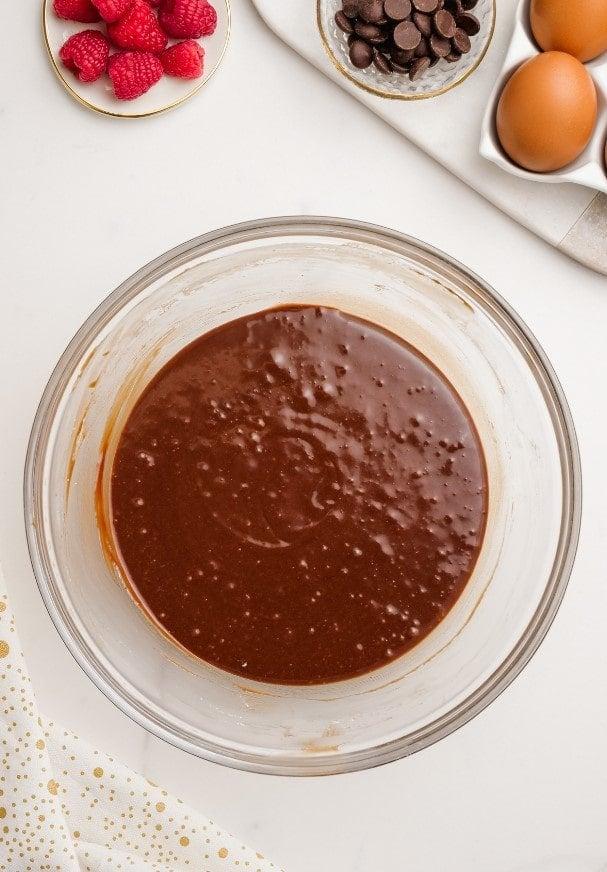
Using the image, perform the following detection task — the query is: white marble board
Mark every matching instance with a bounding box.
[251,0,607,275]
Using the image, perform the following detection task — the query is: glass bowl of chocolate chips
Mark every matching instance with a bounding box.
[318,0,495,98]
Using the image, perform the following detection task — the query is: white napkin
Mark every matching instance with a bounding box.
[0,567,281,872]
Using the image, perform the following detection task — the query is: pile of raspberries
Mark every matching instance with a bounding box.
[54,0,217,100]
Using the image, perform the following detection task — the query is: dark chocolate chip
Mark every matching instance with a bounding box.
[335,10,355,33]
[354,20,383,39]
[415,36,429,56]
[383,0,412,20]
[411,0,439,11]
[349,38,374,67]
[443,0,463,14]
[373,47,393,72]
[452,27,471,53]
[390,60,410,72]
[390,45,416,62]
[359,0,386,22]
[433,8,456,37]
[393,19,421,48]
[429,33,451,56]
[456,11,480,34]
[409,55,430,78]
[342,0,361,17]
[368,30,390,43]
[412,11,432,34]
[428,54,439,65]
[445,50,460,61]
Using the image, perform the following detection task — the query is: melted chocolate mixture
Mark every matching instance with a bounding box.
[111,306,487,684]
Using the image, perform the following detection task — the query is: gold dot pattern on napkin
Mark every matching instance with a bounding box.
[0,572,283,872]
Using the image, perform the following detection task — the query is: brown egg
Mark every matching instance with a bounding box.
[496,52,597,173]
[530,0,607,62]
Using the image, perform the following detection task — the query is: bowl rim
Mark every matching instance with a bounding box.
[24,215,582,776]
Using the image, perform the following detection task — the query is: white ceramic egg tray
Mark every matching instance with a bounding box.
[480,0,607,194]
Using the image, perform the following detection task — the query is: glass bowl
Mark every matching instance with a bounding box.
[318,0,496,100]
[25,217,581,776]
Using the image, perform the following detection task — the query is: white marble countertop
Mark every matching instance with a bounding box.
[2,1,607,870]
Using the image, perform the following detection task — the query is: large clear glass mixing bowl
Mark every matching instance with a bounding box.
[24,217,581,775]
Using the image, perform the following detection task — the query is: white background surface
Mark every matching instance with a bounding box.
[1,2,606,870]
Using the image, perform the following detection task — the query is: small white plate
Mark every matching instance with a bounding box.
[479,0,607,194]
[43,0,230,118]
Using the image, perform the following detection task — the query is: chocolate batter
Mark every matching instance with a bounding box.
[111,306,487,684]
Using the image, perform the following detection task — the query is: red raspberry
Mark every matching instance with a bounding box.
[53,0,101,22]
[107,0,167,52]
[160,39,204,78]
[108,50,163,99]
[158,0,217,39]
[59,29,110,82]
[91,0,132,22]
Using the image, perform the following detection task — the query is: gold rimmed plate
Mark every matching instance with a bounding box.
[318,0,495,100]
[43,0,230,118]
